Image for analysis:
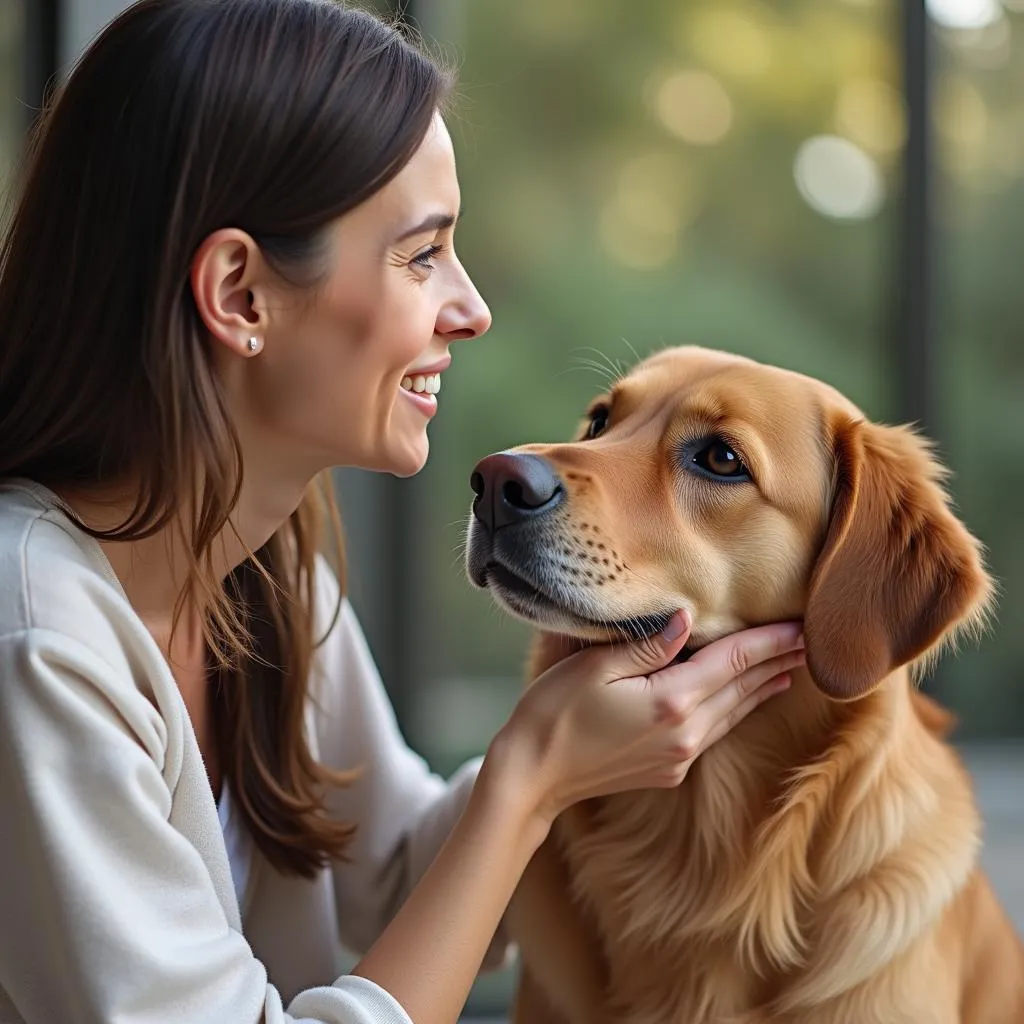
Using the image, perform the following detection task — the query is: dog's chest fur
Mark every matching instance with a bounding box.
[553,678,980,1024]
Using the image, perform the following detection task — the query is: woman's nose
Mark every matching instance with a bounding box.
[437,269,492,341]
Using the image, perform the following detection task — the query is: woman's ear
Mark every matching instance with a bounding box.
[804,416,994,701]
[190,228,267,357]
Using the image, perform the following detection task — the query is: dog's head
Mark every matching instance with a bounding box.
[466,346,994,701]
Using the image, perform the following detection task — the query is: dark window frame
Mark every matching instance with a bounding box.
[22,0,60,134]
[897,0,933,440]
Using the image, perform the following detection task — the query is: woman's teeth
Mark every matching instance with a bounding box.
[401,373,441,396]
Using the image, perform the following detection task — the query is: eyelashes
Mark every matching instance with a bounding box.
[410,243,447,271]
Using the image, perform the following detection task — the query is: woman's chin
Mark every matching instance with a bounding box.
[327,427,429,478]
[384,435,430,478]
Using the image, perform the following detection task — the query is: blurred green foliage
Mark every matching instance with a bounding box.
[387,0,1024,766]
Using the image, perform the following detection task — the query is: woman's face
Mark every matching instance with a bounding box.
[241,114,491,481]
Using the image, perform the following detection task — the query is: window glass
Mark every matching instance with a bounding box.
[415,0,902,770]
[927,2,1024,737]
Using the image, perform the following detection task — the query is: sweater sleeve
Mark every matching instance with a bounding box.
[0,628,415,1024]
[308,569,512,971]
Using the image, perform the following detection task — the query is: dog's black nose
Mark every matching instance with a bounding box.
[470,453,564,530]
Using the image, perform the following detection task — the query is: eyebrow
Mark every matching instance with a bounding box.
[594,383,626,410]
[394,209,461,243]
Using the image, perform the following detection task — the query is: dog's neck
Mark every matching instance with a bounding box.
[547,655,981,1018]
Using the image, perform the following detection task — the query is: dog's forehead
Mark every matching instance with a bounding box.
[625,346,861,429]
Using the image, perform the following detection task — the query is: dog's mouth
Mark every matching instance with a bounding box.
[482,561,694,661]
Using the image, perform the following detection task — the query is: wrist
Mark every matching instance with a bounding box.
[477,725,555,852]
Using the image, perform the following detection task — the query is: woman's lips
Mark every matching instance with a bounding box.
[399,381,438,417]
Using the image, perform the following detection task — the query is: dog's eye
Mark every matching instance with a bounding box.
[585,406,610,440]
[690,439,750,481]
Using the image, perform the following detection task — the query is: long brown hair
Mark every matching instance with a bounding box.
[0,0,451,877]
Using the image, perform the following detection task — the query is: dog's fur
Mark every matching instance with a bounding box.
[465,347,1024,1023]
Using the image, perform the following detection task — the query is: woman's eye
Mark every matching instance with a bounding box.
[586,406,610,439]
[690,438,750,481]
[410,243,445,271]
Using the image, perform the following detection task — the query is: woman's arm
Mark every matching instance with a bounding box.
[343,612,805,1024]
[0,595,798,1024]
[309,575,511,969]
[347,752,545,1023]
[0,628,414,1024]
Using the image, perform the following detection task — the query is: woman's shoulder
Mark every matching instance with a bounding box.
[0,480,180,768]
[0,478,159,684]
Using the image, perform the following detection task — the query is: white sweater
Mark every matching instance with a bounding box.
[0,479,507,1024]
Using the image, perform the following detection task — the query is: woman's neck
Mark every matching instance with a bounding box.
[53,472,309,625]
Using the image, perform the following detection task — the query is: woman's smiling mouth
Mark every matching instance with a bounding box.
[400,356,450,417]
[400,372,441,396]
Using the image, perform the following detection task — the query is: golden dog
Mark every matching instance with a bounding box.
[465,346,1024,1023]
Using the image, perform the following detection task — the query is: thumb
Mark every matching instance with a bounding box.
[582,610,691,685]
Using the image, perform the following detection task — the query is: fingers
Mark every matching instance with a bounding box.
[724,647,806,705]
[578,610,693,685]
[589,667,792,801]
[693,670,793,756]
[653,620,804,702]
[659,644,803,728]
[650,641,804,769]
[598,665,794,798]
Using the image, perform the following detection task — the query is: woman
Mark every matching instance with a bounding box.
[0,2,805,1022]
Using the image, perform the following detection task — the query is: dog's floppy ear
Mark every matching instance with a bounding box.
[804,417,994,701]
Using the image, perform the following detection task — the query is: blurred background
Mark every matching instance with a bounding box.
[2,0,1021,1018]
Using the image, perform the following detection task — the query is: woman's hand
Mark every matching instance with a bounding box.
[350,613,802,1024]
[489,612,805,828]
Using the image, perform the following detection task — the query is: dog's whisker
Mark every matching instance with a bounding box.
[619,561,662,594]
[576,344,620,373]
[618,336,643,370]
[555,362,612,381]
[626,615,648,643]
[569,356,620,388]
[445,514,476,572]
[564,361,620,387]
[571,346,625,388]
